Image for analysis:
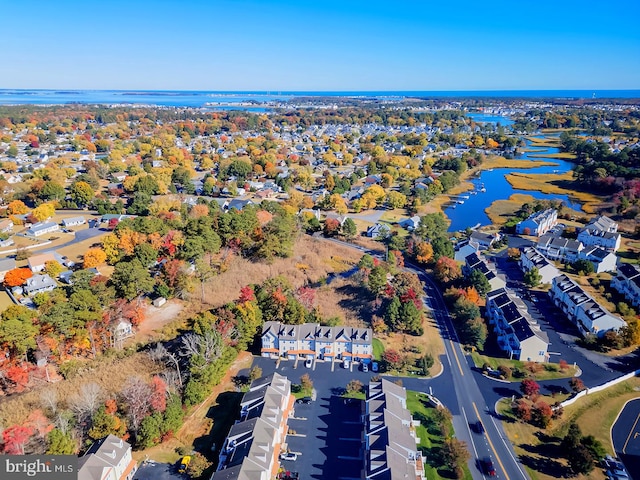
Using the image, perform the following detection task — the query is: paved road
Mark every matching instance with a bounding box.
[612,398,640,479]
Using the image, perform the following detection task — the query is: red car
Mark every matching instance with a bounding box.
[480,457,496,476]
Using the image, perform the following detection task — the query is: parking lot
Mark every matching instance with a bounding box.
[134,461,183,480]
[249,356,377,480]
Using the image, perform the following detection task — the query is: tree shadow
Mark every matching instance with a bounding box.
[194,391,244,466]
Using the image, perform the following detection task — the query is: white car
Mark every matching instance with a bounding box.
[304,358,312,368]
[362,363,368,372]
[342,359,350,369]
[280,452,298,461]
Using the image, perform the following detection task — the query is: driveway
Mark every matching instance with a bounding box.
[246,357,376,480]
[133,462,183,480]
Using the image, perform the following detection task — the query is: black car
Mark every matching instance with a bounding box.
[480,457,496,476]
[474,420,484,434]
[296,396,312,404]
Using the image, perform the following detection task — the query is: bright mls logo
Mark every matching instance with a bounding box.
[2,455,76,480]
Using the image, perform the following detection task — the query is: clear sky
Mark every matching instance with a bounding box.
[2,0,639,91]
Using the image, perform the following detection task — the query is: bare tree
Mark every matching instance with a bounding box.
[69,383,103,421]
[181,330,222,364]
[149,343,182,388]
[161,369,182,395]
[121,376,152,435]
[40,389,59,416]
[55,412,72,435]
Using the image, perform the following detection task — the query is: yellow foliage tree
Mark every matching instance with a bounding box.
[84,248,107,268]
[32,202,56,222]
[364,185,386,205]
[415,242,434,264]
[102,233,121,264]
[7,200,28,215]
[117,229,147,256]
[44,260,64,277]
[329,194,348,214]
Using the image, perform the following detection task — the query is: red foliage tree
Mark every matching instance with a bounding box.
[532,401,553,428]
[323,218,340,236]
[108,218,119,230]
[514,399,532,422]
[294,286,315,310]
[1,425,34,454]
[238,285,255,304]
[434,257,462,283]
[520,378,540,398]
[382,349,402,369]
[5,364,30,392]
[4,268,33,287]
[163,259,183,288]
[150,376,167,413]
[569,377,586,393]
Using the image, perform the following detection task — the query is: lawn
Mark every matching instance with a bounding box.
[372,338,384,361]
[497,377,640,480]
[470,352,579,381]
[406,390,472,480]
[528,152,577,160]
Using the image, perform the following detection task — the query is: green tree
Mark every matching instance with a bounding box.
[466,269,491,296]
[133,243,158,267]
[572,259,595,275]
[46,428,76,455]
[138,412,163,448]
[431,236,454,260]
[368,266,388,296]
[341,218,357,239]
[39,181,66,202]
[69,181,95,207]
[415,213,448,240]
[524,267,542,287]
[111,259,155,300]
[0,306,38,357]
[384,296,402,331]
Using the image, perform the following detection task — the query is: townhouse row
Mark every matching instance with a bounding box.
[261,321,373,363]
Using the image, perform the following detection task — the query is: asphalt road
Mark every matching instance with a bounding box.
[612,398,640,479]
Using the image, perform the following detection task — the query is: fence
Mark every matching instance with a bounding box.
[559,369,640,408]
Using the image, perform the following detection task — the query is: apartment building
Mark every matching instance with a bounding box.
[485,288,549,362]
[463,252,506,291]
[520,247,560,285]
[515,208,557,236]
[364,379,425,480]
[611,263,640,309]
[577,215,621,252]
[549,275,626,337]
[212,373,294,480]
[78,435,137,480]
[261,322,373,362]
[536,234,584,263]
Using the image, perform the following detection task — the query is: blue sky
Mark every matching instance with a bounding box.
[2,0,639,90]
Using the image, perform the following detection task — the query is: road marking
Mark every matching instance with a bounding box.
[489,415,527,479]
[473,402,510,480]
[622,413,640,454]
[449,340,464,376]
[461,406,481,461]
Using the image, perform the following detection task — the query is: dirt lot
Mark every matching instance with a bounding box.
[132,300,186,344]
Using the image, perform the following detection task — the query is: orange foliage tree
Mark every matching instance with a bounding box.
[4,268,33,287]
[7,200,28,215]
[84,248,107,268]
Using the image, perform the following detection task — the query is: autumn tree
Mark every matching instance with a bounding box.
[520,379,540,398]
[441,438,470,479]
[382,349,402,370]
[0,305,38,358]
[7,199,28,215]
[84,247,107,268]
[4,267,33,287]
[434,256,461,283]
[513,399,532,422]
[414,241,434,264]
[1,425,34,454]
[70,181,95,206]
[569,377,586,393]
[300,373,313,392]
[44,260,64,278]
[32,202,56,222]
[323,218,341,237]
[532,401,553,428]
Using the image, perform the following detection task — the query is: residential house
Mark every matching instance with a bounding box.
[366,223,390,239]
[25,221,59,237]
[536,234,584,262]
[454,239,479,262]
[584,215,618,233]
[463,253,506,291]
[0,257,16,282]
[62,216,86,227]
[78,435,137,480]
[469,231,501,250]
[549,275,626,337]
[228,199,254,211]
[111,172,127,183]
[515,208,557,236]
[398,215,421,231]
[28,252,68,273]
[577,246,617,273]
[577,228,621,253]
[364,378,426,480]
[110,319,134,348]
[485,288,549,362]
[0,218,14,233]
[611,263,640,308]
[212,373,294,480]
[23,274,57,296]
[520,247,560,285]
[261,322,373,362]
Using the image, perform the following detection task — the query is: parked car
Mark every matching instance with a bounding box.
[304,358,312,368]
[604,456,629,479]
[362,362,369,372]
[178,456,191,474]
[371,361,379,372]
[342,359,350,369]
[296,396,312,404]
[280,452,298,461]
[480,457,496,476]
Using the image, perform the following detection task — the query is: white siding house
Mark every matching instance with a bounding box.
[515,209,557,236]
